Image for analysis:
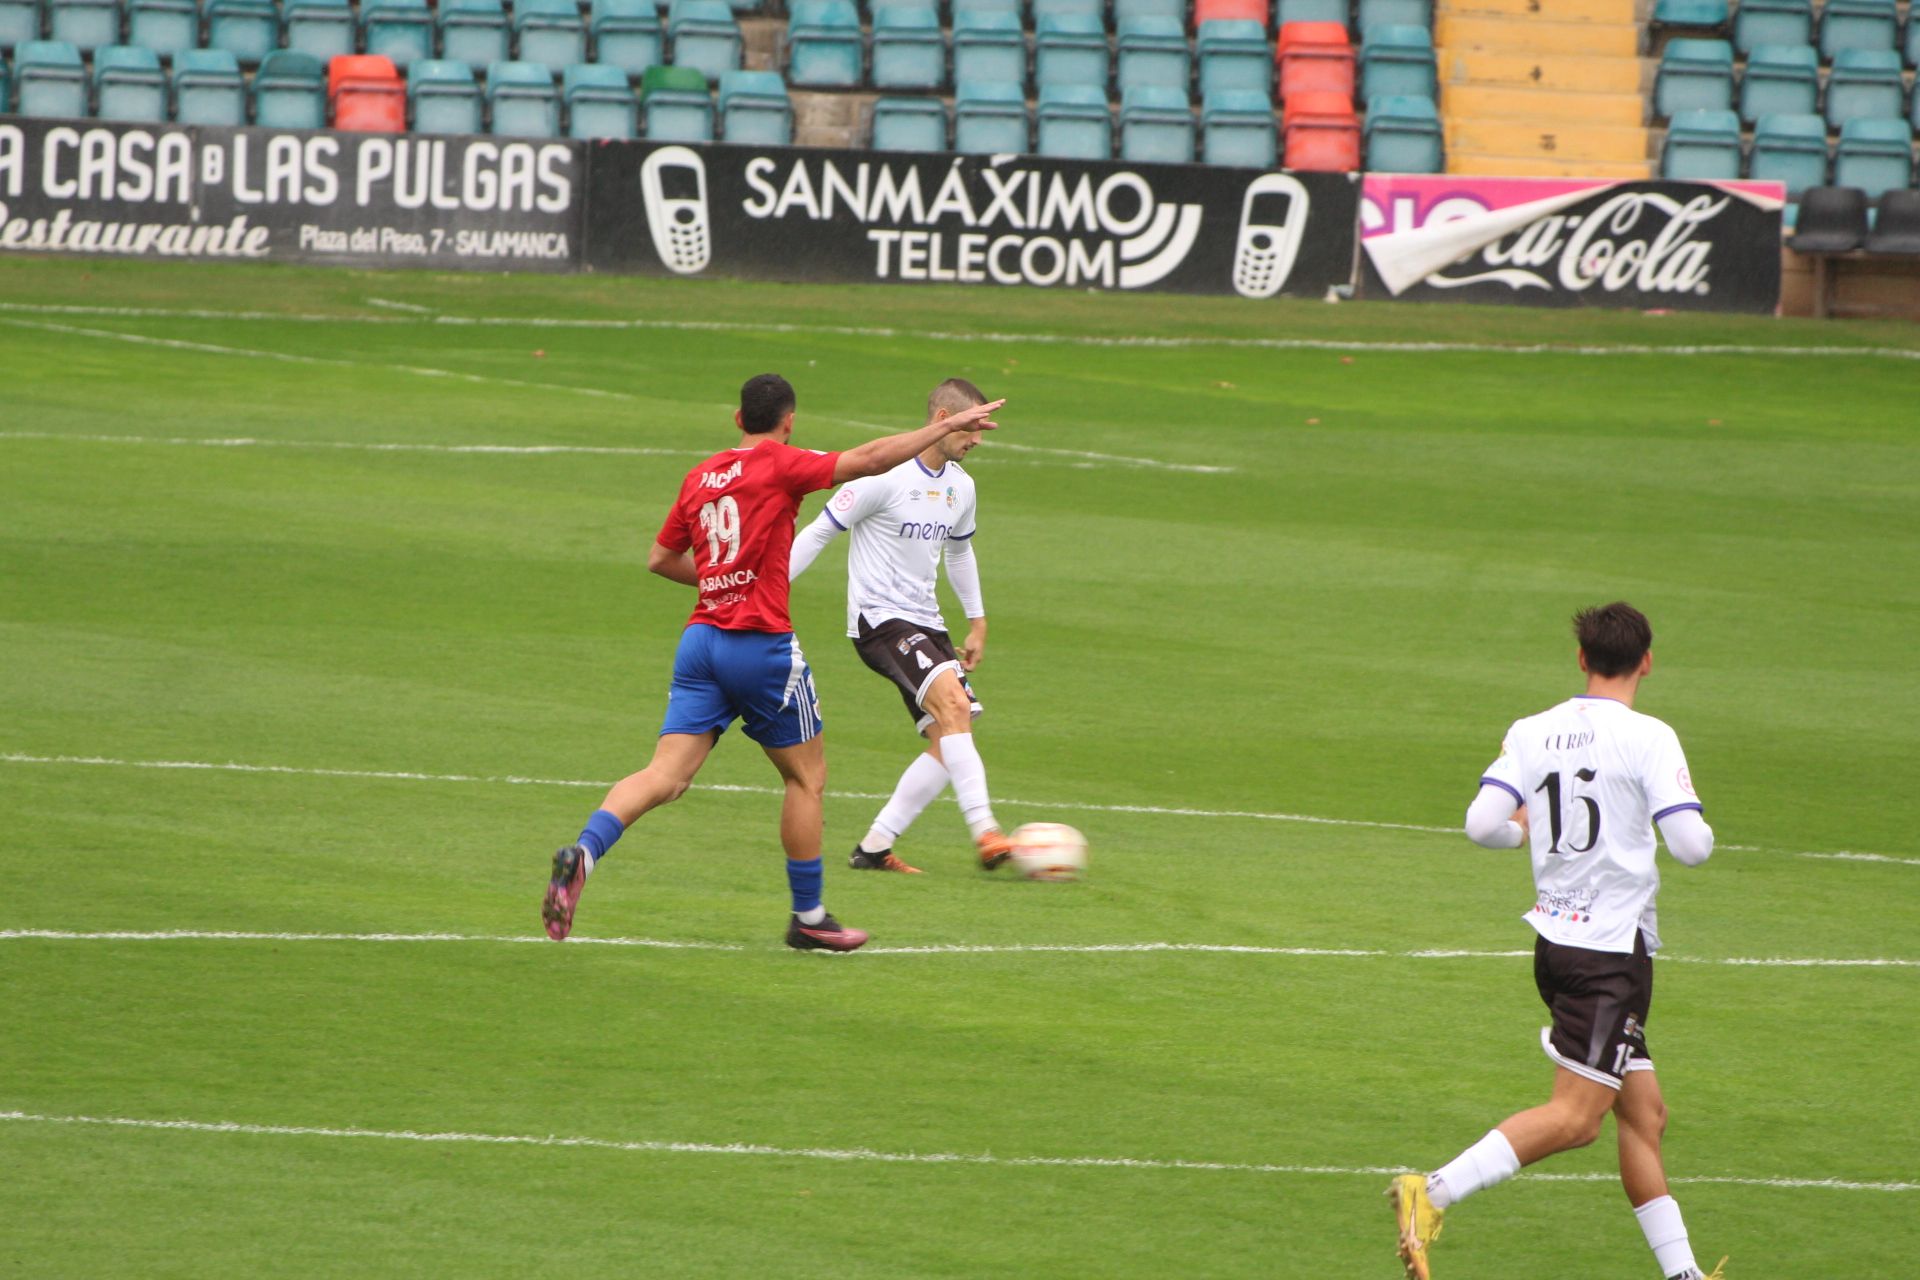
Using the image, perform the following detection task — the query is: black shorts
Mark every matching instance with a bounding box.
[853,616,982,735]
[1532,932,1654,1089]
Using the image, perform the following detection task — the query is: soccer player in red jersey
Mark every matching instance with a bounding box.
[542,374,1003,950]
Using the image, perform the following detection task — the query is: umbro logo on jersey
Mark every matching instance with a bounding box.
[915,652,933,670]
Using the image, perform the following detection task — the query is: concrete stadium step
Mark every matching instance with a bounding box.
[741,16,783,71]
[1439,0,1639,22]
[1447,49,1651,94]
[1436,13,1642,54]
[1446,116,1655,162]
[1445,83,1646,124]
[792,89,879,148]
[1445,150,1655,176]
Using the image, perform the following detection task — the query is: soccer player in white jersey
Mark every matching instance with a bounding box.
[1389,603,1723,1280]
[788,377,1014,873]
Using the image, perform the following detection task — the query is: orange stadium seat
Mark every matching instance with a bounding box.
[1193,0,1269,29]
[1282,87,1360,169]
[330,53,407,131]
[1276,21,1353,103]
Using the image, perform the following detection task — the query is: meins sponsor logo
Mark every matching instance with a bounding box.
[897,521,952,540]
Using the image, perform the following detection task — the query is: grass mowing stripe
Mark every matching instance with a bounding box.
[0,1110,1911,1192]
[0,431,707,459]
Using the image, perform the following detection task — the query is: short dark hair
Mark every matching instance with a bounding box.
[740,373,796,435]
[1574,602,1653,677]
[927,377,986,422]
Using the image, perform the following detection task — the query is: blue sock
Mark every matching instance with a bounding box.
[786,857,823,915]
[577,809,626,864]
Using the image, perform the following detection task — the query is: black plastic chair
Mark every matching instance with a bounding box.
[1787,185,1870,252]
[1864,188,1920,255]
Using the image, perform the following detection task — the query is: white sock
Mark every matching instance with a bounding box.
[938,732,999,839]
[1428,1129,1520,1210]
[1634,1195,1701,1279]
[865,753,950,849]
[796,905,827,926]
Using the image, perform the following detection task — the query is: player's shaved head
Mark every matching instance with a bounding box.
[740,373,796,434]
[927,378,986,423]
[1574,602,1653,677]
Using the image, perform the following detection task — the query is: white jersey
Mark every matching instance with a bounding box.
[1481,696,1702,955]
[820,456,977,637]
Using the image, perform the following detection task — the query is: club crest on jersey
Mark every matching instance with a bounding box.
[834,489,857,511]
[945,486,956,508]
[699,460,743,489]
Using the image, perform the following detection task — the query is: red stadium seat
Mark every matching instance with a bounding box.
[1194,0,1268,29]
[328,53,399,99]
[1277,20,1349,55]
[1283,88,1359,169]
[1278,23,1355,102]
[329,54,405,132]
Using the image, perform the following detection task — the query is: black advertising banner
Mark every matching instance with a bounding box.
[1356,176,1787,314]
[0,117,583,271]
[583,140,1358,299]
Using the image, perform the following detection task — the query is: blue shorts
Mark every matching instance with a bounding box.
[659,624,823,748]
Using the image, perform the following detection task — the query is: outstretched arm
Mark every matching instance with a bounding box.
[789,510,843,581]
[833,399,1004,483]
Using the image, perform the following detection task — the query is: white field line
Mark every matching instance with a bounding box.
[0,431,704,460]
[0,1110,1909,1192]
[1799,851,1920,868]
[0,318,634,402]
[3,301,1920,363]
[1,929,1913,969]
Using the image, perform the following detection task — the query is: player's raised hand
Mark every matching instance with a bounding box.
[946,398,1005,432]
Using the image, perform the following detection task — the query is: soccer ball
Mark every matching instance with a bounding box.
[1008,823,1088,882]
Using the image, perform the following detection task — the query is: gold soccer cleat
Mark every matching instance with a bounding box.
[1387,1173,1444,1280]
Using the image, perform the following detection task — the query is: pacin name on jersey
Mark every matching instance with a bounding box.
[699,460,744,489]
[701,569,758,592]
[897,520,953,540]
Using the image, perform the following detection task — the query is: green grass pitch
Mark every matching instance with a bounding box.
[1,256,1916,1278]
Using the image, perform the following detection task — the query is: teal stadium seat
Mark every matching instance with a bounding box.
[591,0,659,79]
[14,39,87,115]
[667,0,738,81]
[48,0,120,54]
[1119,83,1193,162]
[717,66,790,142]
[1360,24,1437,101]
[1738,42,1816,123]
[410,56,484,131]
[1654,37,1732,116]
[563,60,635,135]
[1905,16,1920,71]
[1202,86,1277,167]
[486,57,559,133]
[360,0,431,68]
[1117,15,1187,95]
[952,8,1023,88]
[639,61,711,138]
[1819,0,1896,60]
[0,0,40,53]
[1196,18,1269,99]
[126,0,197,59]
[172,46,243,121]
[1034,11,1106,90]
[284,0,350,58]
[1732,0,1809,53]
[94,42,167,119]
[252,47,324,125]
[953,77,1028,153]
[1035,81,1110,157]
[516,0,586,74]
[1824,47,1905,128]
[1832,115,1913,198]
[1356,0,1430,37]
[1276,0,1345,24]
[1661,106,1742,178]
[951,0,1019,17]
[439,0,510,69]
[1364,91,1443,171]
[1031,0,1101,22]
[1650,0,1728,30]
[871,3,944,90]
[870,93,946,149]
[1115,0,1182,23]
[0,56,9,108]
[785,0,859,87]
[206,0,278,64]
[1748,111,1829,198]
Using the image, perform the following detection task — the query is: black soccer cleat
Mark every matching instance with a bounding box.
[785,912,870,952]
[848,843,924,874]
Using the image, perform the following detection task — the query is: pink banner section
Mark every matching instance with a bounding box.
[1360,176,1786,241]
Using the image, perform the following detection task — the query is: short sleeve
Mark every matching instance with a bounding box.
[949,481,978,540]
[1644,724,1702,821]
[1479,725,1524,805]
[822,475,887,530]
[777,444,840,498]
[656,485,693,552]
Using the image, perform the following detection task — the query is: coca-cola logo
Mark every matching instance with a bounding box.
[1432,191,1727,297]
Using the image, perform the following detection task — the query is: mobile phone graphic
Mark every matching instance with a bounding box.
[1232,173,1310,299]
[641,146,712,275]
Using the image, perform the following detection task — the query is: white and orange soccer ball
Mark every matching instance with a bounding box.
[1007,823,1088,882]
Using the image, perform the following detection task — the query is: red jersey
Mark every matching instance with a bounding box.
[657,439,840,633]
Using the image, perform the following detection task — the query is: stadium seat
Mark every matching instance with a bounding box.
[0,0,40,53]
[1364,91,1443,171]
[951,0,1019,17]
[1661,106,1742,178]
[1356,0,1429,37]
[1785,183,1868,250]
[1202,86,1276,167]
[1276,0,1344,22]
[207,0,280,64]
[172,46,244,122]
[93,43,167,120]
[330,51,405,130]
[1117,16,1187,95]
[486,58,559,133]
[1905,16,1920,71]
[871,3,944,91]
[563,60,636,136]
[786,0,859,87]
[1035,80,1111,157]
[1031,0,1102,22]
[253,48,326,126]
[1748,111,1829,198]
[1282,86,1358,169]
[1732,0,1810,53]
[1277,21,1353,105]
[1194,0,1266,28]
[1650,0,1728,31]
[0,55,10,108]
[1823,48,1905,128]
[870,93,946,149]
[515,0,586,74]
[1034,11,1106,90]
[667,0,738,81]
[953,77,1028,152]
[1114,0,1183,25]
[1196,18,1270,99]
[590,0,660,80]
[1819,0,1897,60]
[409,56,484,132]
[126,0,194,57]
[47,0,119,54]
[1360,25,1436,101]
[1118,83,1193,162]
[639,61,711,138]
[440,0,511,70]
[1863,188,1920,253]
[1738,43,1817,124]
[717,66,790,142]
[1653,37,1732,116]
[952,8,1023,87]
[285,0,352,60]
[14,39,86,116]
[1832,115,1913,198]
[361,0,432,69]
